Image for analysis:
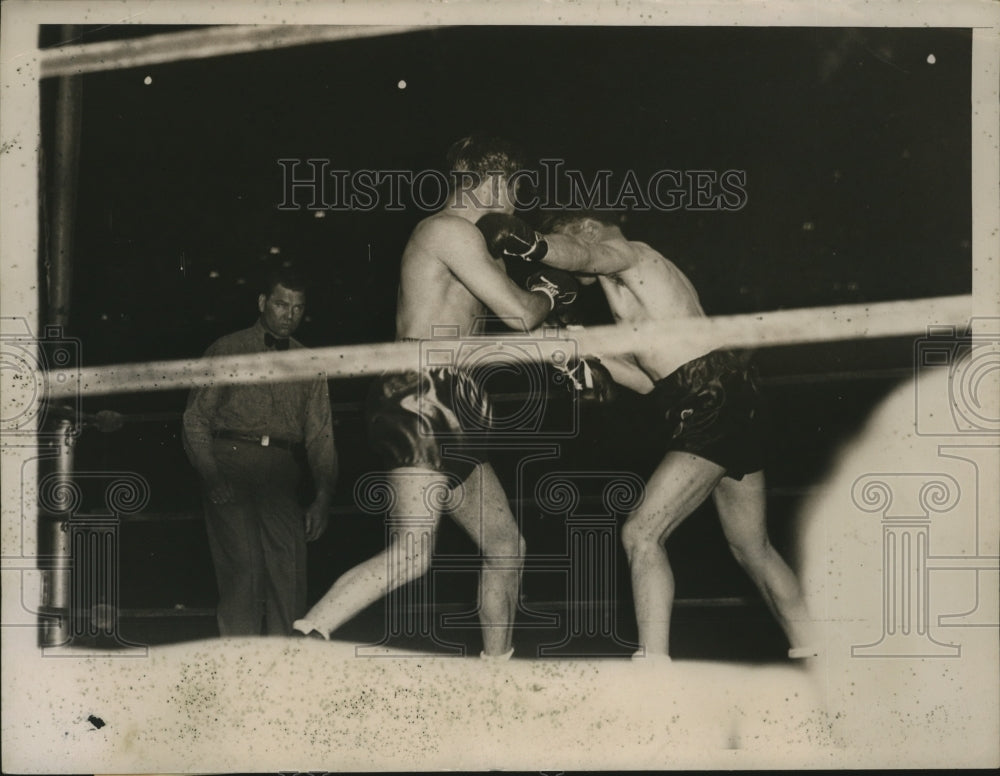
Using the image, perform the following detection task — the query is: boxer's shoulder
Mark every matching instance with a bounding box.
[411,211,478,242]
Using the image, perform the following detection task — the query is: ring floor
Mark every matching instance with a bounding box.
[80,599,792,662]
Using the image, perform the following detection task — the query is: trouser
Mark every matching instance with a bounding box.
[203,439,307,636]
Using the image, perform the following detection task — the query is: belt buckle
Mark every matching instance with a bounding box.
[260,434,270,447]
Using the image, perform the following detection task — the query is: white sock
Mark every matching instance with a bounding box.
[480,647,514,661]
[631,649,671,662]
[292,619,329,640]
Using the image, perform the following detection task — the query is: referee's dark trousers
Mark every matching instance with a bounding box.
[204,438,307,636]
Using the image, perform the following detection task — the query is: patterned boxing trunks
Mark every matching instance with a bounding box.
[648,349,765,480]
[367,366,493,482]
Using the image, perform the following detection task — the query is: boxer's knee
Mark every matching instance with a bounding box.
[482,529,525,571]
[621,516,662,562]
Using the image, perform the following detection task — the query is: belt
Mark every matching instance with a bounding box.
[213,430,301,451]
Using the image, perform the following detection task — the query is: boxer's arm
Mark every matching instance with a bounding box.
[598,353,656,394]
[427,217,555,328]
[542,233,637,275]
[531,323,655,394]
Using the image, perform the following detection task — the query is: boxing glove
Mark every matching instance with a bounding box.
[477,213,548,262]
[501,254,536,290]
[556,356,618,403]
[527,268,578,311]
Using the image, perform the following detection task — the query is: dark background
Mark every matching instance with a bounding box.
[39,25,972,657]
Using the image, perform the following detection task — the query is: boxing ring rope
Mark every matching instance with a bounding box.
[44,294,972,399]
[53,362,917,432]
[38,24,430,79]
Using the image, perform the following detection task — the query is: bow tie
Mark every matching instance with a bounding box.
[264,333,290,351]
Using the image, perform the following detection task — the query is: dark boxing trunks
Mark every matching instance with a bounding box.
[367,366,493,481]
[648,349,765,480]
